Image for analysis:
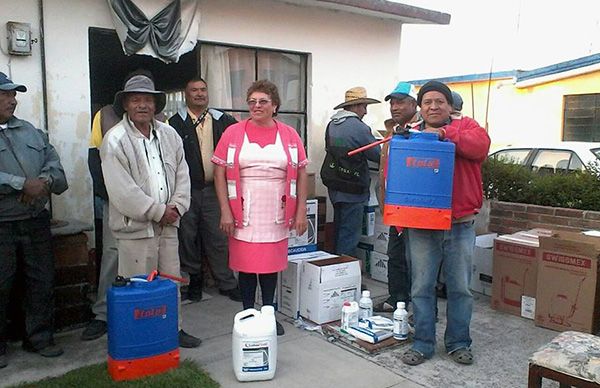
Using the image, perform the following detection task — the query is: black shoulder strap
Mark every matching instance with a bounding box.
[324,122,332,150]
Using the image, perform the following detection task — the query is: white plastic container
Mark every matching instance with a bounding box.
[341,301,352,331]
[341,301,359,332]
[393,302,409,340]
[232,306,277,381]
[358,290,373,319]
[348,301,359,328]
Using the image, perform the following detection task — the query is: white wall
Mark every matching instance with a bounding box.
[198,0,403,194]
[1,0,405,229]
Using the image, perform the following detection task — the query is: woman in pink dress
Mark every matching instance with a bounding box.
[212,80,308,335]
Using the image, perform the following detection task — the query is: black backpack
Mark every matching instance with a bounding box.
[320,123,369,194]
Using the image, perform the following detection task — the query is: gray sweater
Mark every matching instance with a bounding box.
[326,110,380,204]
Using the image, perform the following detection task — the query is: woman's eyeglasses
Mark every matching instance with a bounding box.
[247,99,271,107]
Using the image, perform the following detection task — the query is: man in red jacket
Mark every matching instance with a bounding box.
[401,81,490,366]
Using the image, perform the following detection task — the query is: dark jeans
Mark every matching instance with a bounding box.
[238,272,278,310]
[0,211,55,352]
[178,186,237,290]
[386,226,410,306]
[333,201,365,257]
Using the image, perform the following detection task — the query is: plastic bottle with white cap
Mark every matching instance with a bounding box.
[393,302,409,340]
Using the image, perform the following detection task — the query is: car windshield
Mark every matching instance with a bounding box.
[591,148,600,159]
[491,149,530,165]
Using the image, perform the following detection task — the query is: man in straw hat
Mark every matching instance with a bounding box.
[324,86,381,257]
[100,72,201,348]
[401,80,490,367]
[0,72,68,367]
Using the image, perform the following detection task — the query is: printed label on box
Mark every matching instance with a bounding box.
[521,295,535,319]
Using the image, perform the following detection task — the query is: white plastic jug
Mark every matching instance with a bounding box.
[232,305,277,381]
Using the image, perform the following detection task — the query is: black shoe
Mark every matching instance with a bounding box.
[185,274,203,302]
[0,352,6,369]
[374,301,395,313]
[23,342,63,358]
[186,287,203,302]
[219,287,243,302]
[276,321,285,336]
[81,319,107,341]
[178,330,202,348]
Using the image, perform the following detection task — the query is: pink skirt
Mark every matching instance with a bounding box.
[228,237,288,274]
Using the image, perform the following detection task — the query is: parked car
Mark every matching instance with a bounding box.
[488,142,600,174]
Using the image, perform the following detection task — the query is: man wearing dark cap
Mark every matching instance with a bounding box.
[401,80,490,366]
[374,82,418,313]
[100,73,201,348]
[323,87,381,257]
[0,72,68,367]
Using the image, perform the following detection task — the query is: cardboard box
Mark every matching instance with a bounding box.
[534,231,600,333]
[367,163,379,207]
[355,241,373,274]
[288,199,318,254]
[278,251,337,319]
[491,232,540,317]
[373,223,390,254]
[471,233,496,296]
[361,205,376,237]
[300,256,361,324]
[369,251,388,283]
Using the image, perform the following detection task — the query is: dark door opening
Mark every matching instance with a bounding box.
[88,27,198,114]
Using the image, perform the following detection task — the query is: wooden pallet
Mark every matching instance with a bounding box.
[322,321,411,354]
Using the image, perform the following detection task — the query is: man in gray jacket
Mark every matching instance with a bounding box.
[0,72,68,367]
[325,87,381,256]
[100,74,201,348]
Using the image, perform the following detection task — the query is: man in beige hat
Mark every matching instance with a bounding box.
[321,87,381,257]
[100,73,201,348]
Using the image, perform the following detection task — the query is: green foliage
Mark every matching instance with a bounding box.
[482,158,600,211]
[14,360,219,388]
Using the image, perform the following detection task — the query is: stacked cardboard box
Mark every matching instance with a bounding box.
[535,231,600,333]
[278,251,337,319]
[491,231,542,319]
[287,198,318,254]
[471,233,496,296]
[299,256,362,324]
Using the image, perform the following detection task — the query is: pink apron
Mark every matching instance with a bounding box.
[228,131,289,273]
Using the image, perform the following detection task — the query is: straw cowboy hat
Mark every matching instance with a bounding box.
[114,74,166,114]
[334,86,380,110]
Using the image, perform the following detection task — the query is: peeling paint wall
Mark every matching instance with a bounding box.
[2,0,407,230]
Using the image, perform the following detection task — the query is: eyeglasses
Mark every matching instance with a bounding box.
[247,99,271,107]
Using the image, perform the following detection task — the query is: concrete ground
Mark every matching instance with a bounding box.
[2,277,560,388]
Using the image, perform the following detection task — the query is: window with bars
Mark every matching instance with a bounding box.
[164,42,308,146]
[563,94,600,141]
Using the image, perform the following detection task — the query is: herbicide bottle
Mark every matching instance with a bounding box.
[393,302,409,340]
[358,290,373,319]
[232,306,277,381]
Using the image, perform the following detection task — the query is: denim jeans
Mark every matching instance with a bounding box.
[333,201,365,257]
[0,211,55,352]
[386,227,410,306]
[406,221,475,358]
